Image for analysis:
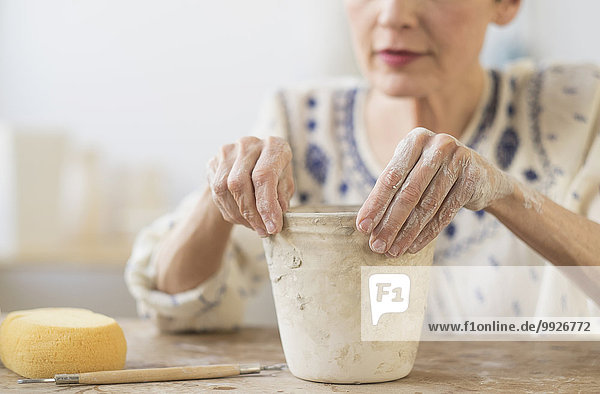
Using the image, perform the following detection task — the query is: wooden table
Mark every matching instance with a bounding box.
[1,319,599,392]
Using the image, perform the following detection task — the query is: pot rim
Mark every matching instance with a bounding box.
[284,205,361,218]
[281,205,361,231]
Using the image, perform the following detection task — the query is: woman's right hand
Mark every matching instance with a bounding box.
[207,136,294,237]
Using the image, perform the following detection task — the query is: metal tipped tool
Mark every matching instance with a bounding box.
[18,378,56,384]
[18,363,287,385]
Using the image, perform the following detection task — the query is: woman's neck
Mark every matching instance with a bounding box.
[365,64,486,165]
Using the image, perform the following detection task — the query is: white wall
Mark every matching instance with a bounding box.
[527,0,600,64]
[0,0,359,206]
[482,0,600,66]
[0,0,359,322]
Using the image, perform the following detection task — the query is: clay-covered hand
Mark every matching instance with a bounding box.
[356,127,515,256]
[207,136,294,237]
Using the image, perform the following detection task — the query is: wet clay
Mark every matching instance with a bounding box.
[263,206,435,384]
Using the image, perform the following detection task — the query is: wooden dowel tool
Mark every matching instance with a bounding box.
[17,363,287,385]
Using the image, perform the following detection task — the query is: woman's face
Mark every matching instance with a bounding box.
[344,0,520,97]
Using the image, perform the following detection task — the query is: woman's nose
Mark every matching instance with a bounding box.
[377,0,420,30]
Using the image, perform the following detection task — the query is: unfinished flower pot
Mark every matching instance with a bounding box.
[262,206,435,384]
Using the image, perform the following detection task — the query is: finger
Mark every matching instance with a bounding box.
[207,156,233,222]
[210,190,239,225]
[212,144,252,228]
[228,137,268,236]
[369,133,457,254]
[253,137,292,234]
[276,164,295,231]
[216,184,253,228]
[356,127,433,234]
[387,155,460,256]
[406,167,474,254]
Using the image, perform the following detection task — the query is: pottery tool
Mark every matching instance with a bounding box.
[17,363,287,385]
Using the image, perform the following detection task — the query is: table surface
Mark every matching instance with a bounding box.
[1,319,599,393]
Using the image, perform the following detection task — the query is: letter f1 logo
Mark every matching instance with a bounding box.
[369,274,411,325]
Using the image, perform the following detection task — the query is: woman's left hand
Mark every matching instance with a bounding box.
[356,127,515,257]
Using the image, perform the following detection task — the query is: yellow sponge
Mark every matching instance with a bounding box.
[0,308,127,378]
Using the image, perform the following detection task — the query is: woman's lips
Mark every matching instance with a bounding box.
[377,49,424,67]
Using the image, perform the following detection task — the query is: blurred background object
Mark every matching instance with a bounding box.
[0,0,597,322]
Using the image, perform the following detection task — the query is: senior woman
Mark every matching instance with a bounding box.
[126,0,600,332]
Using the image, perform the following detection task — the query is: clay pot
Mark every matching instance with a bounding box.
[262,206,435,384]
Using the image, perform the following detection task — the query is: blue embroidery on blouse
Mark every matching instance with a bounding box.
[467,70,500,150]
[198,294,220,313]
[197,284,227,314]
[512,301,521,316]
[547,133,557,141]
[444,223,456,238]
[307,97,317,108]
[305,143,329,184]
[529,268,538,281]
[496,127,519,169]
[572,192,580,200]
[339,181,349,195]
[299,192,310,202]
[170,295,178,306]
[339,88,378,188]
[524,168,538,182]
[307,119,317,131]
[475,288,484,303]
[489,256,499,267]
[574,113,587,123]
[507,103,515,117]
[528,69,558,192]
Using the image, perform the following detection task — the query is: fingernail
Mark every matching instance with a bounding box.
[408,242,421,254]
[358,218,373,233]
[256,227,267,237]
[389,245,401,257]
[265,220,276,234]
[371,239,387,253]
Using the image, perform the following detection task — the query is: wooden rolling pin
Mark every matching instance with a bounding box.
[17,363,286,385]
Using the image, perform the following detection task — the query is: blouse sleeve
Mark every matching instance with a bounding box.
[125,91,291,332]
[564,126,600,223]
[536,90,600,319]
